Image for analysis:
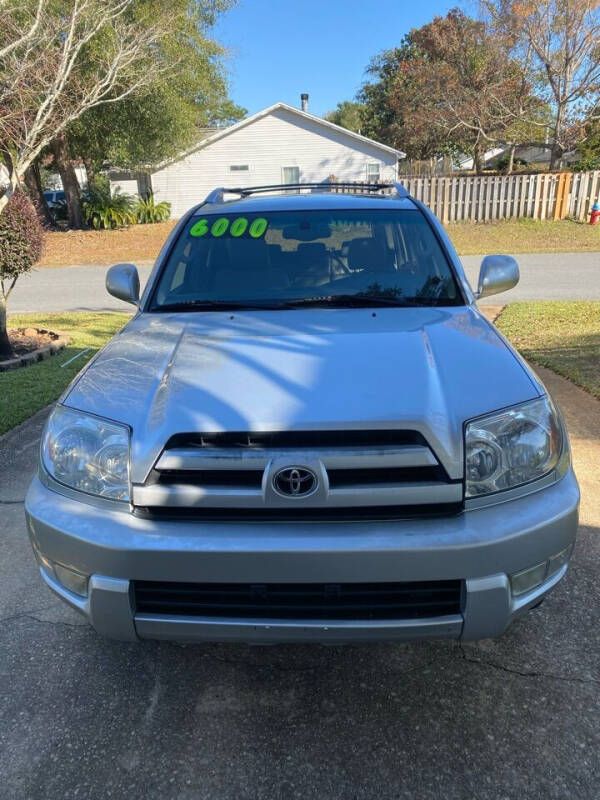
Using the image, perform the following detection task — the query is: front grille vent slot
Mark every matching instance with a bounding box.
[134,502,464,522]
[166,430,427,450]
[134,580,463,621]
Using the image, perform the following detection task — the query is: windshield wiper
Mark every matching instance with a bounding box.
[155,295,452,312]
[281,294,419,308]
[154,299,292,311]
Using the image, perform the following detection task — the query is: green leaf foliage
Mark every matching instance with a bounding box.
[68,0,246,173]
[324,101,366,134]
[82,184,136,230]
[134,193,171,224]
[574,119,600,171]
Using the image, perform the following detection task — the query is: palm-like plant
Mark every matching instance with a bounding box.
[82,185,136,230]
[134,192,171,224]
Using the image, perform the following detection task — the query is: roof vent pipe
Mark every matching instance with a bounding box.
[300,93,309,112]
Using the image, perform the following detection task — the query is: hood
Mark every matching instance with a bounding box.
[65,307,539,482]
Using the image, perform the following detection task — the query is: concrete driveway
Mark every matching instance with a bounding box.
[8,251,600,313]
[1,368,598,799]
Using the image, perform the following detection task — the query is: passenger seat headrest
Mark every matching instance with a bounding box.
[347,238,386,271]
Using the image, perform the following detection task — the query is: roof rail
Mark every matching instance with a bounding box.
[203,187,226,204]
[233,182,395,196]
[393,182,410,198]
[202,182,411,203]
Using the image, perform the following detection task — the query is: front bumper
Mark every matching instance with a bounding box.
[25,469,580,643]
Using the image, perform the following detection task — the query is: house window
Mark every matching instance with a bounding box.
[230,165,249,171]
[282,166,300,184]
[367,163,381,183]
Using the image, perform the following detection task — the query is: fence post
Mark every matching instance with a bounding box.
[589,171,600,220]
[578,173,590,220]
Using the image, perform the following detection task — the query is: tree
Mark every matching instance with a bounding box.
[360,40,443,160]
[324,101,366,133]
[68,61,244,184]
[0,191,44,358]
[482,0,600,169]
[62,0,243,225]
[0,0,194,216]
[360,9,540,173]
[574,117,600,168]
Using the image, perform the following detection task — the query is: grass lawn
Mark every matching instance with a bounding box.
[447,217,600,255]
[36,217,600,268]
[497,301,600,399]
[0,313,130,436]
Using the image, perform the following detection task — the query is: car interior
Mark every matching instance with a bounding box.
[154,211,458,305]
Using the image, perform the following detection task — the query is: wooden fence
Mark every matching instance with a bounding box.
[398,171,600,223]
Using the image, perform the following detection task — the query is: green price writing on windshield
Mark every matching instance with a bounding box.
[189,216,268,238]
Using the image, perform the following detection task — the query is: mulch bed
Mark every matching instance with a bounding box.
[0,328,71,371]
[38,221,177,267]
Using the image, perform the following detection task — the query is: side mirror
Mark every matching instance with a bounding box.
[476,255,519,299]
[106,263,140,306]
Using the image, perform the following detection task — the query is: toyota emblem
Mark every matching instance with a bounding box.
[273,466,318,498]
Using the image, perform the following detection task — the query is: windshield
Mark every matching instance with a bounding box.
[151,209,463,310]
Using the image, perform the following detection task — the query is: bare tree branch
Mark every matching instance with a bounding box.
[0,0,177,212]
[481,0,600,166]
[0,0,45,59]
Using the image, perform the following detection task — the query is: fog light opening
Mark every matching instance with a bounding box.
[510,562,547,597]
[53,563,89,597]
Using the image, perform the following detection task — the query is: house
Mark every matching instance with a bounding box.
[109,96,404,217]
[455,144,579,172]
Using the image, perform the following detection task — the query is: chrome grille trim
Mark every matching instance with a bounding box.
[132,482,461,508]
[155,445,438,472]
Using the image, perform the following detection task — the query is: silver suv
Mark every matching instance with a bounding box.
[25,182,579,643]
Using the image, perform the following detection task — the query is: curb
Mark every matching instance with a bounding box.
[0,404,53,445]
[479,305,506,324]
[0,332,71,372]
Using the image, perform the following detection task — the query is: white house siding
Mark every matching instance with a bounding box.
[110,178,140,197]
[150,107,398,218]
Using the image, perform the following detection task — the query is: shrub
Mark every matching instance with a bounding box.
[82,184,136,229]
[492,155,528,172]
[0,191,45,358]
[0,191,44,283]
[134,193,171,224]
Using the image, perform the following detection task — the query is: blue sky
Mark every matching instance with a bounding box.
[214,0,459,117]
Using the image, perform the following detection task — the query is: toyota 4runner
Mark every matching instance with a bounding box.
[25,182,580,643]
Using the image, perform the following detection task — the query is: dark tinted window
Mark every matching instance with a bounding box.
[153,209,462,308]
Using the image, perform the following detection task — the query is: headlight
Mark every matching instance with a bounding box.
[465,397,562,497]
[41,406,131,502]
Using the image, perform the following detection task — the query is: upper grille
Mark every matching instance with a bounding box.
[132,429,462,512]
[166,430,426,449]
[133,580,463,620]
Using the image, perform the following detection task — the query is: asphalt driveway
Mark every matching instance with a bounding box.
[0,364,599,799]
[8,251,600,313]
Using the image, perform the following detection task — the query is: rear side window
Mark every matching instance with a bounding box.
[152,209,462,307]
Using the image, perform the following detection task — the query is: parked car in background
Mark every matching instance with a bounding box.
[43,189,66,208]
[43,189,67,221]
[26,182,579,644]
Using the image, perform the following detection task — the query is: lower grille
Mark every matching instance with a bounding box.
[134,502,464,522]
[133,580,463,620]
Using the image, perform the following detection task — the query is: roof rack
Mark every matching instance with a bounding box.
[203,182,410,204]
